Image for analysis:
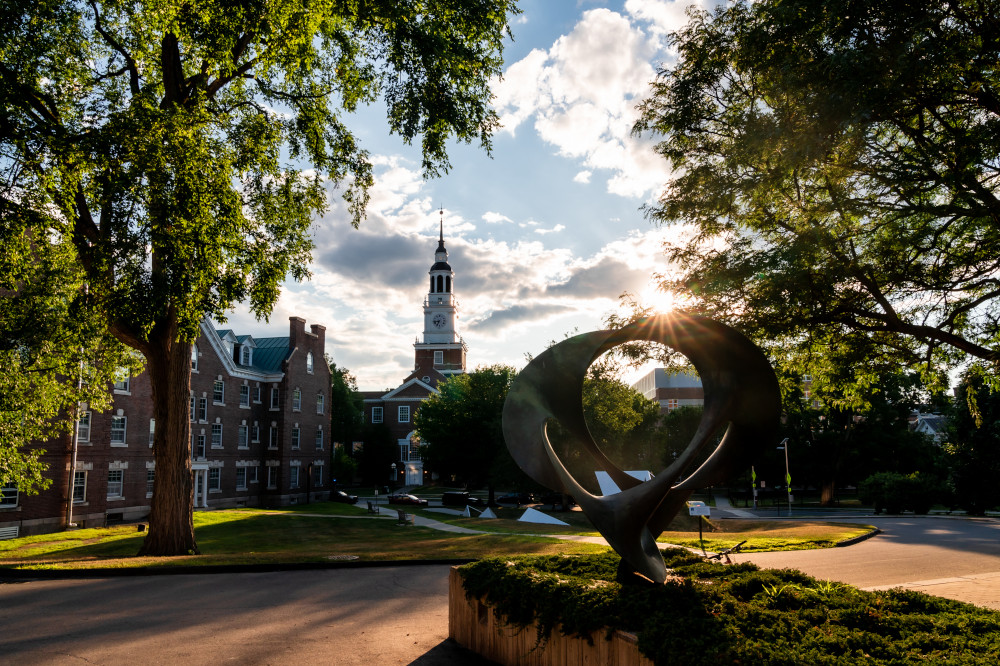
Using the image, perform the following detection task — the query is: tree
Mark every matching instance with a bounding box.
[945,368,1000,515]
[634,0,1000,377]
[1,0,518,554]
[1,228,137,497]
[328,361,363,450]
[415,365,522,504]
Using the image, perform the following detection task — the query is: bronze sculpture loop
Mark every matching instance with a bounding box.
[502,313,781,584]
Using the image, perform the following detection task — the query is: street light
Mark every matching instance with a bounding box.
[390,462,397,492]
[777,438,791,516]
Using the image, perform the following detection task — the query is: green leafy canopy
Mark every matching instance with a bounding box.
[634,0,1000,387]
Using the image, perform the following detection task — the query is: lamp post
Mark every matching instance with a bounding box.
[390,462,397,492]
[777,438,791,516]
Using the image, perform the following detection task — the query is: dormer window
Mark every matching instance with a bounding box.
[240,345,252,366]
[306,351,314,374]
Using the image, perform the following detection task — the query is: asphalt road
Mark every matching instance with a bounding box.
[1,517,998,665]
[734,516,1000,609]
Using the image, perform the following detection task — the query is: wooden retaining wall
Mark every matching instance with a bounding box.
[448,567,655,666]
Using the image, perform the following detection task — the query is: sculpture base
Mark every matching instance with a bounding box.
[448,567,653,666]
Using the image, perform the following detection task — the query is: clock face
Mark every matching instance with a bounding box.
[432,313,447,328]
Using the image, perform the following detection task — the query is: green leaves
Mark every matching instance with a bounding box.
[636,0,1000,378]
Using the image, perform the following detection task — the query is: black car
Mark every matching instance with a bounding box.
[496,492,536,506]
[539,492,575,508]
[331,490,359,504]
[441,491,485,507]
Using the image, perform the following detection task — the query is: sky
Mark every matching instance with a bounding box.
[220,0,722,391]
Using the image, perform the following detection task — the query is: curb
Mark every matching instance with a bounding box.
[0,557,475,581]
[835,527,881,547]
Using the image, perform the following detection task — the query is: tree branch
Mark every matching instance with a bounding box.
[89,0,140,95]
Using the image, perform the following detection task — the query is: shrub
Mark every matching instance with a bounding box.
[459,551,1000,665]
[859,472,944,514]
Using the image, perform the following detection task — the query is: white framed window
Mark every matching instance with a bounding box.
[289,466,300,489]
[240,345,252,366]
[113,371,130,393]
[213,380,224,404]
[240,385,250,407]
[198,397,208,422]
[238,424,249,449]
[72,471,87,503]
[146,469,155,496]
[666,399,678,411]
[306,351,314,374]
[291,427,301,449]
[148,419,156,447]
[208,468,221,491]
[107,470,124,499]
[0,483,16,507]
[251,423,260,443]
[249,466,259,484]
[316,392,325,414]
[398,405,410,423]
[292,388,301,411]
[253,386,262,403]
[372,406,383,424]
[267,466,278,489]
[269,425,278,449]
[315,428,324,450]
[433,350,443,365]
[236,467,247,490]
[312,464,323,487]
[191,344,199,371]
[211,423,223,448]
[190,395,196,422]
[77,411,91,443]
[195,434,206,458]
[110,415,127,445]
[270,387,279,409]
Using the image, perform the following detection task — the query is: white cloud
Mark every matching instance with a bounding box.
[574,170,592,184]
[534,224,565,235]
[482,211,513,224]
[495,8,671,199]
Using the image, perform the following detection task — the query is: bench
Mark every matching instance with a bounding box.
[367,501,379,515]
[396,509,414,526]
[0,526,19,540]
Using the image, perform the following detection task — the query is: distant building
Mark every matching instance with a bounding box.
[1,317,331,538]
[361,216,468,486]
[911,411,948,444]
[632,368,704,413]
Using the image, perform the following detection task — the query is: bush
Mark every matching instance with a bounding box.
[459,552,1000,664]
[858,472,945,514]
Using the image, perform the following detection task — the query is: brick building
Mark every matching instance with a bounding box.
[1,316,331,537]
[361,218,467,486]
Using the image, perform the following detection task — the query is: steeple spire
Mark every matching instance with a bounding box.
[439,206,444,243]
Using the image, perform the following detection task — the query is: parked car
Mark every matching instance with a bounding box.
[496,492,536,506]
[441,491,485,507]
[539,492,575,508]
[387,493,429,507]
[331,490,359,505]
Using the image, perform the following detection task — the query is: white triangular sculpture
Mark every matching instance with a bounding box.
[479,507,497,519]
[595,470,654,496]
[517,507,569,526]
[462,506,472,517]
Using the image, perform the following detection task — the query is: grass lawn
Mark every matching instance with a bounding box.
[0,502,874,571]
[0,508,605,571]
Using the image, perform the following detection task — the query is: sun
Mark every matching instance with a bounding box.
[640,284,677,314]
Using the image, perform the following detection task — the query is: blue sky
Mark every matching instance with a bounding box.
[222,0,721,390]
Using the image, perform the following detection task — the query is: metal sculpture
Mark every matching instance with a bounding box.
[502,313,781,584]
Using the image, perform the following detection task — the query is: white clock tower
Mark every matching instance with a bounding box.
[413,211,467,382]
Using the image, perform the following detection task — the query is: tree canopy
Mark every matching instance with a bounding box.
[0,0,519,553]
[415,364,523,502]
[634,0,1000,381]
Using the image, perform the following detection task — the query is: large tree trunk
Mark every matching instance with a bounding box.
[137,331,198,556]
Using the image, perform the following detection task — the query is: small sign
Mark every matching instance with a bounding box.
[686,500,711,517]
